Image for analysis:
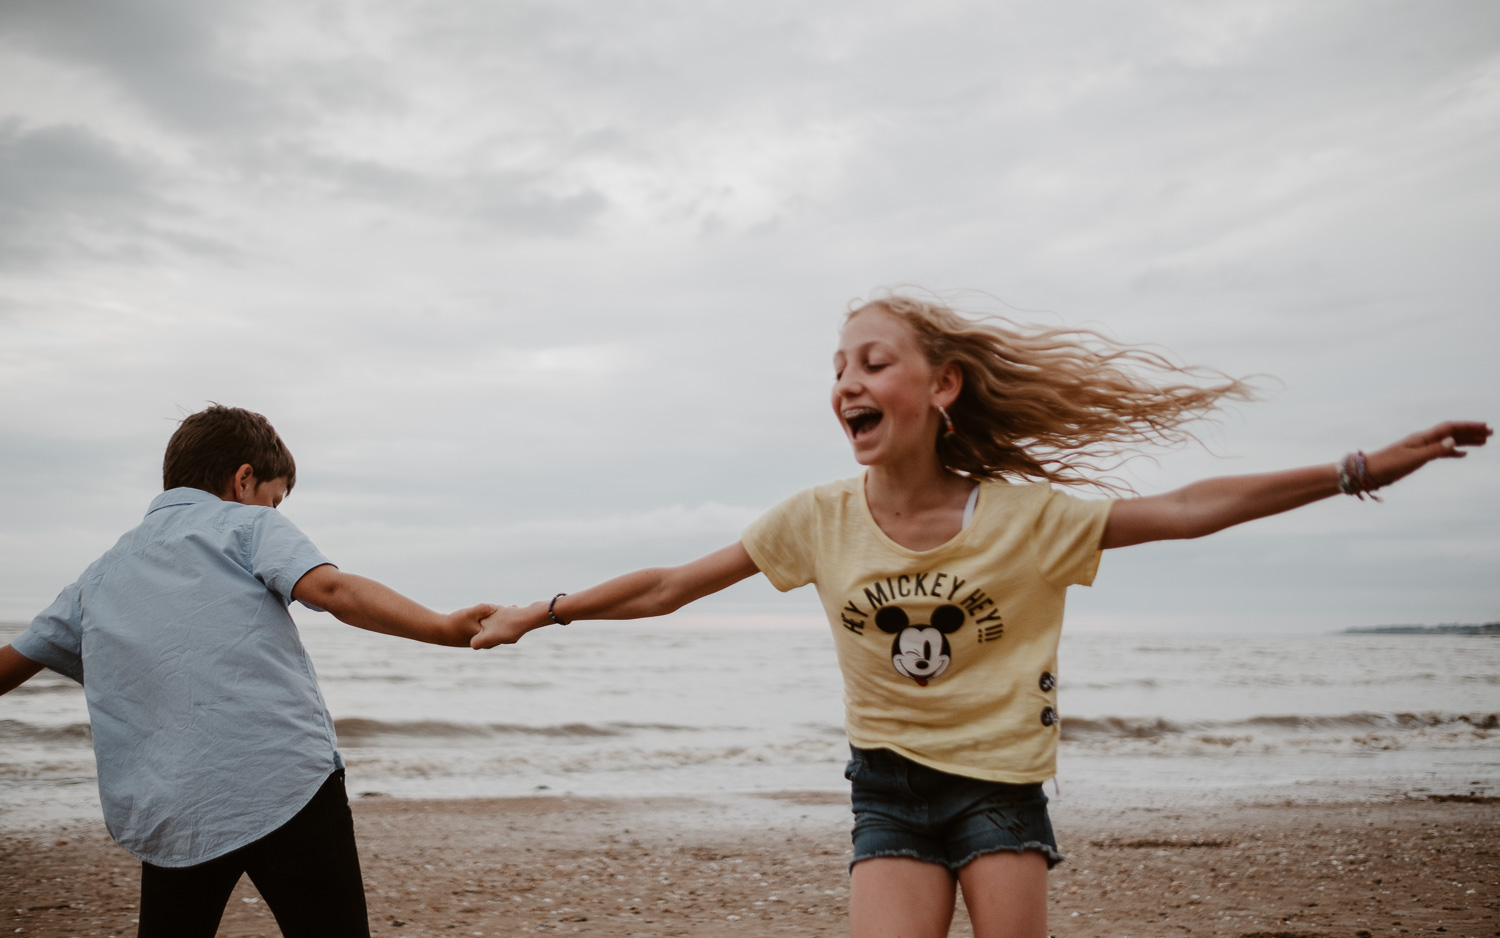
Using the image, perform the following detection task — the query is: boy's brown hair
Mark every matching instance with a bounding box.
[163,405,297,495]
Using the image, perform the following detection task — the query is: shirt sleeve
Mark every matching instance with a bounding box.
[245,509,334,606]
[13,580,86,684]
[740,488,820,592]
[1031,488,1115,587]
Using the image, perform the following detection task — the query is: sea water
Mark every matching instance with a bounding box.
[2,620,1496,829]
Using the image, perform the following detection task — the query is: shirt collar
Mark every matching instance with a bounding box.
[147,487,224,515]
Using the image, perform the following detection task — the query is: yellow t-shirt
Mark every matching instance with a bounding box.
[741,475,1113,783]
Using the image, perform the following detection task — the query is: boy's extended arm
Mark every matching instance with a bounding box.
[0,645,45,696]
[292,564,496,647]
[471,541,761,649]
[1102,420,1491,550]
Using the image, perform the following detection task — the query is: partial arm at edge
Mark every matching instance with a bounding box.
[0,645,45,697]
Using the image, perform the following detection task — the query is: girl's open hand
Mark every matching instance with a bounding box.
[1366,421,1492,488]
[471,602,549,649]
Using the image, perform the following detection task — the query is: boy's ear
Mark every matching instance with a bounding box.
[224,463,257,502]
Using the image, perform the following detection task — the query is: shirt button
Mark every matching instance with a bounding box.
[1039,671,1056,692]
[1040,706,1058,727]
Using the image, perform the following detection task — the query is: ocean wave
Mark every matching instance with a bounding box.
[2,682,82,697]
[1157,674,1460,689]
[1059,711,1497,755]
[332,718,708,742]
[1062,711,1497,741]
[1062,716,1187,738]
[0,719,92,743]
[1070,678,1161,691]
[341,734,849,780]
[1244,712,1497,731]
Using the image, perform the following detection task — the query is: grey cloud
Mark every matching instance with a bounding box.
[0,0,274,133]
[0,122,159,267]
[0,121,240,267]
[0,123,153,211]
[261,149,609,235]
[466,176,607,235]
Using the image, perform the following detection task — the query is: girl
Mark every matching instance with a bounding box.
[473,293,1489,938]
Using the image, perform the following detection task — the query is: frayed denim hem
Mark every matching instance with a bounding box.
[953,841,1065,871]
[848,847,935,874]
[849,842,1063,875]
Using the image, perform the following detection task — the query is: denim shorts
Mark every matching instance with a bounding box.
[845,746,1062,872]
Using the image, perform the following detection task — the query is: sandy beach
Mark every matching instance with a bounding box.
[3,790,1496,938]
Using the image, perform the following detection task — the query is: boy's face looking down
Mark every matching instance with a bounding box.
[221,463,289,509]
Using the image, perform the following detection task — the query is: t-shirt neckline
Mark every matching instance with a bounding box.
[856,473,983,559]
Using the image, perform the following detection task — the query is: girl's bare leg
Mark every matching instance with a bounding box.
[849,857,957,938]
[956,850,1048,938]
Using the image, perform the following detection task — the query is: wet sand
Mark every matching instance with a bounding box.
[3,792,1497,937]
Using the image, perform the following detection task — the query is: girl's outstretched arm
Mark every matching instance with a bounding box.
[472,541,762,648]
[1101,421,1491,550]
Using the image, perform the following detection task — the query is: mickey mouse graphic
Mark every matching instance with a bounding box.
[875,604,966,686]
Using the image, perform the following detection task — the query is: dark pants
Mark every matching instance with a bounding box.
[137,770,370,938]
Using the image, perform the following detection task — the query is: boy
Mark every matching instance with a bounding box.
[0,405,494,938]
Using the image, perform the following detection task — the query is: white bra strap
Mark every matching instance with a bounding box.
[962,484,979,529]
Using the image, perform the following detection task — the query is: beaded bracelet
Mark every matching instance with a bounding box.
[547,592,570,625]
[1336,457,1357,495]
[1337,451,1384,502]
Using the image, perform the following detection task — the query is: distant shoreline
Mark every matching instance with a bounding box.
[1343,622,1500,635]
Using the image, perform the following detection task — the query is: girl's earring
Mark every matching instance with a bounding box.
[937,405,957,439]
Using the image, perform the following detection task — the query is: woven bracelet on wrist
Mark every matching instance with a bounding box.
[547,592,570,626]
[1352,450,1384,502]
[1336,456,1358,495]
[1338,451,1384,503]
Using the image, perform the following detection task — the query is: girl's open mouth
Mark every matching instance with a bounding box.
[843,407,883,439]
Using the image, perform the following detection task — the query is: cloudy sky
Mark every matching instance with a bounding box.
[1,0,1495,632]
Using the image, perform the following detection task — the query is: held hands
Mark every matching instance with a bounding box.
[471,601,551,649]
[440,603,501,647]
[1363,421,1492,491]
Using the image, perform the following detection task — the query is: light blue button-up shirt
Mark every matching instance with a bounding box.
[13,488,342,867]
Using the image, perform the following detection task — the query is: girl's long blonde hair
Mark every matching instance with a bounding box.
[855,293,1257,494]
